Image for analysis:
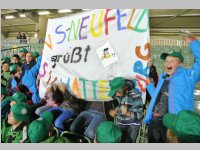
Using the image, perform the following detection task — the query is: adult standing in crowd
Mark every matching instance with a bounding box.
[19,48,28,63]
[145,58,158,107]
[21,33,27,44]
[16,32,22,40]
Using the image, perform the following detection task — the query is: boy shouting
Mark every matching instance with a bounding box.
[144,31,200,142]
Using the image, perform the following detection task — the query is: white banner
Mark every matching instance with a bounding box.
[39,9,150,103]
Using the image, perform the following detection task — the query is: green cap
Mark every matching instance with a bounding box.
[41,111,54,129]
[160,51,184,62]
[32,51,40,58]
[19,48,28,53]
[1,87,7,96]
[28,111,53,143]
[11,103,30,122]
[11,92,27,103]
[3,57,11,63]
[96,121,122,143]
[9,64,19,73]
[163,110,200,143]
[108,77,125,97]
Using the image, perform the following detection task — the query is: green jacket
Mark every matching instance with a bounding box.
[1,119,29,143]
[1,72,11,87]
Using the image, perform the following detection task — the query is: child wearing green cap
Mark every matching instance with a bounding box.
[2,56,11,64]
[11,54,22,66]
[1,62,11,89]
[28,111,71,143]
[95,121,122,143]
[163,110,200,143]
[1,92,28,119]
[1,103,31,143]
[144,32,200,143]
[28,111,54,143]
[108,77,144,143]
[6,64,22,95]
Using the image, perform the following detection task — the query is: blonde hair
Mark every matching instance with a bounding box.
[166,129,180,143]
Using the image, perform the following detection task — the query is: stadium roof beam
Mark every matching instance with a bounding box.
[151,9,193,27]
[151,26,200,28]
[3,23,36,27]
[15,9,39,23]
[150,14,200,18]
[1,19,24,33]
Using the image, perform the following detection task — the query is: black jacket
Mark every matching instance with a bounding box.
[146,65,158,103]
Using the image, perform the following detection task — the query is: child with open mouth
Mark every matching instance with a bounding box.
[144,31,200,143]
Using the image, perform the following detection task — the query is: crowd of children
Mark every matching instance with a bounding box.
[1,32,200,143]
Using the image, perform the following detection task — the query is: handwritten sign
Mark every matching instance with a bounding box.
[39,9,150,103]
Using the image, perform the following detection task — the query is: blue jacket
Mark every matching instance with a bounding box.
[21,56,42,104]
[144,39,200,124]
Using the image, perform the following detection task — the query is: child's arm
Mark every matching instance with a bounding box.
[146,82,156,98]
[186,39,200,83]
[27,56,42,78]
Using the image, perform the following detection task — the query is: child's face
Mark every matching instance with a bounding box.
[10,101,16,107]
[45,92,53,102]
[20,52,26,58]
[164,56,182,75]
[2,63,9,72]
[15,67,22,78]
[26,53,33,63]
[12,57,19,64]
[1,94,5,100]
[115,89,124,97]
[8,111,19,125]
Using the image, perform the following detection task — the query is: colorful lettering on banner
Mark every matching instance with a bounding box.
[39,62,48,78]
[90,10,104,37]
[135,43,150,61]
[79,16,89,40]
[133,61,149,77]
[39,9,150,101]
[92,80,98,100]
[79,78,87,99]
[134,9,149,33]
[127,9,135,30]
[72,78,82,98]
[135,75,148,92]
[55,25,66,44]
[45,70,58,85]
[117,9,127,31]
[99,80,109,100]
[104,9,116,35]
[44,34,52,49]
[52,9,149,44]
[68,19,81,41]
